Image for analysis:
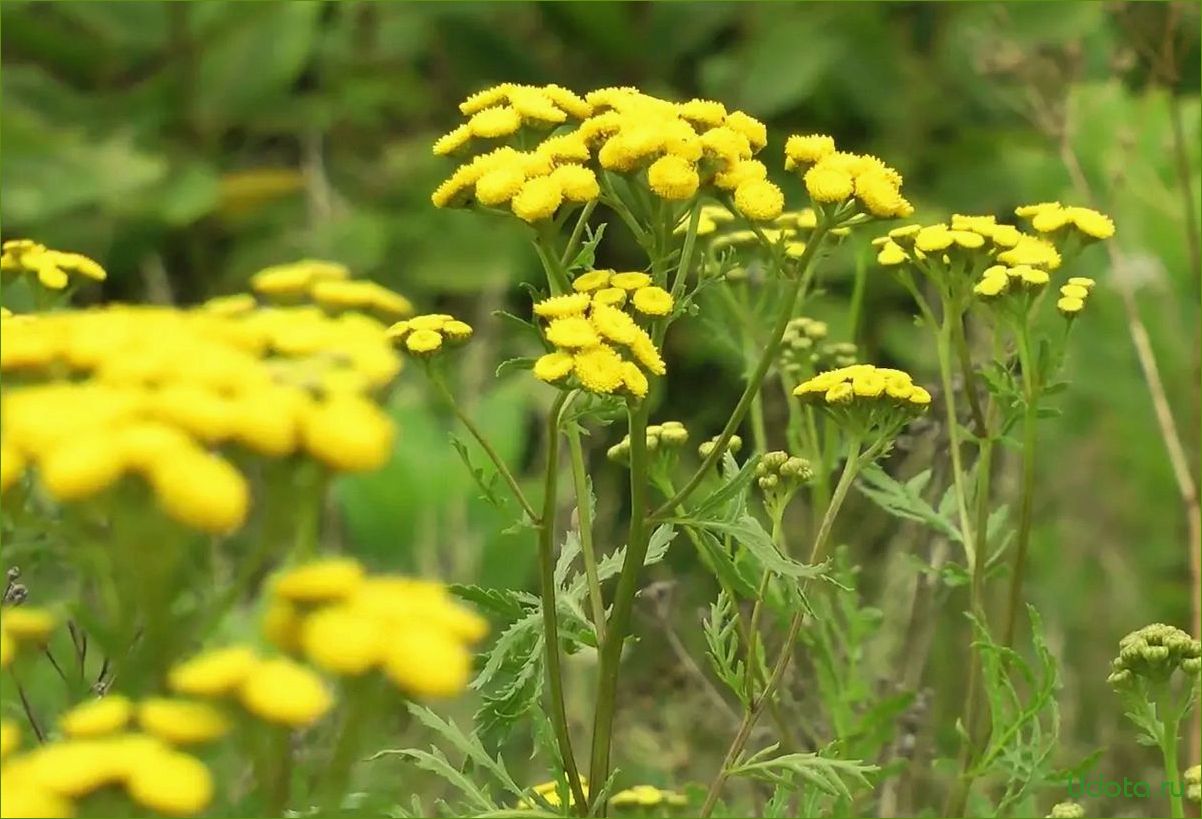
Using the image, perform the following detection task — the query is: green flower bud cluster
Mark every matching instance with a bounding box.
[1107,623,1201,688]
[607,421,688,463]
[754,450,813,492]
[698,434,742,460]
[1046,801,1084,818]
[1186,765,1200,804]
[779,317,858,380]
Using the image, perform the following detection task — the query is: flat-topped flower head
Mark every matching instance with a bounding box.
[793,364,930,439]
[1107,622,1201,688]
[387,313,474,356]
[1017,202,1115,242]
[1,239,107,291]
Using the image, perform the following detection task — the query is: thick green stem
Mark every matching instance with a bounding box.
[560,201,597,270]
[588,399,651,816]
[566,422,606,645]
[699,437,865,817]
[654,226,830,518]
[538,393,588,814]
[1162,712,1185,819]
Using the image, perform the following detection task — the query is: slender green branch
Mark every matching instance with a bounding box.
[534,233,571,295]
[560,201,598,270]
[430,372,539,525]
[653,226,831,518]
[934,312,977,559]
[1001,327,1039,648]
[699,436,868,818]
[588,398,651,816]
[537,392,588,814]
[669,202,702,303]
[566,421,606,645]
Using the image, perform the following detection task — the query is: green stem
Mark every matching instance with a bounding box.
[534,233,571,295]
[320,679,377,810]
[935,312,977,554]
[699,436,867,818]
[431,371,539,524]
[588,399,651,816]
[537,392,588,814]
[669,202,702,303]
[566,421,606,645]
[1001,329,1040,649]
[560,201,597,270]
[1162,709,1185,819]
[654,225,831,518]
[750,390,768,454]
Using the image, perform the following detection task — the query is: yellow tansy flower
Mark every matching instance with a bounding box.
[511,176,563,223]
[572,270,612,292]
[125,749,213,817]
[59,696,133,739]
[609,271,652,291]
[275,558,365,604]
[647,155,700,201]
[733,179,785,221]
[302,395,395,472]
[149,449,249,534]
[1,720,20,760]
[534,293,592,319]
[301,605,385,675]
[240,657,332,726]
[137,699,230,746]
[169,646,259,697]
[631,286,674,317]
[384,629,471,698]
[545,316,601,349]
[1,607,55,643]
[534,351,575,383]
[573,345,626,394]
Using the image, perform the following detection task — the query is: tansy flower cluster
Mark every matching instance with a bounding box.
[874,214,1068,286]
[582,87,780,217]
[1106,623,1201,689]
[249,259,414,319]
[1,725,215,817]
[1,239,106,291]
[260,557,487,698]
[779,316,857,381]
[1056,277,1095,317]
[972,264,1051,300]
[1,304,400,532]
[606,420,688,463]
[386,313,474,356]
[1015,201,1116,242]
[531,270,670,398]
[784,134,912,219]
[754,450,814,493]
[793,364,931,436]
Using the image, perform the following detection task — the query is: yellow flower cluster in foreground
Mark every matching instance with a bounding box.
[785,134,912,218]
[794,364,931,423]
[1015,201,1115,240]
[260,557,487,698]
[2,721,215,817]
[531,270,670,398]
[1056,276,1096,317]
[1,239,106,291]
[1,303,400,533]
[386,313,474,356]
[250,259,414,319]
[433,84,792,222]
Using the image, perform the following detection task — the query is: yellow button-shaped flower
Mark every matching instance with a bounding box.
[239,657,332,727]
[60,695,133,738]
[384,629,472,698]
[274,558,364,604]
[168,646,259,697]
[125,749,213,817]
[137,699,229,746]
[301,605,385,675]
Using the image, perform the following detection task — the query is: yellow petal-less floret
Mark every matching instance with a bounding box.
[534,293,592,319]
[804,164,854,203]
[733,179,785,221]
[149,449,249,535]
[59,696,133,739]
[609,271,652,291]
[592,287,627,307]
[383,629,472,698]
[405,329,443,354]
[1,607,55,643]
[511,176,564,223]
[647,155,700,201]
[169,646,259,697]
[572,345,627,394]
[785,134,836,169]
[301,605,384,676]
[475,166,527,206]
[589,303,639,345]
[239,657,332,727]
[533,351,575,383]
[275,558,365,604]
[38,437,129,502]
[302,396,394,472]
[551,164,600,203]
[467,105,522,139]
[545,316,601,349]
[137,699,229,746]
[631,286,675,317]
[620,361,649,398]
[432,124,473,157]
[125,749,214,816]
[724,111,768,152]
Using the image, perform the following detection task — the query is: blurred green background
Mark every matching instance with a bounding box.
[2,0,1199,812]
